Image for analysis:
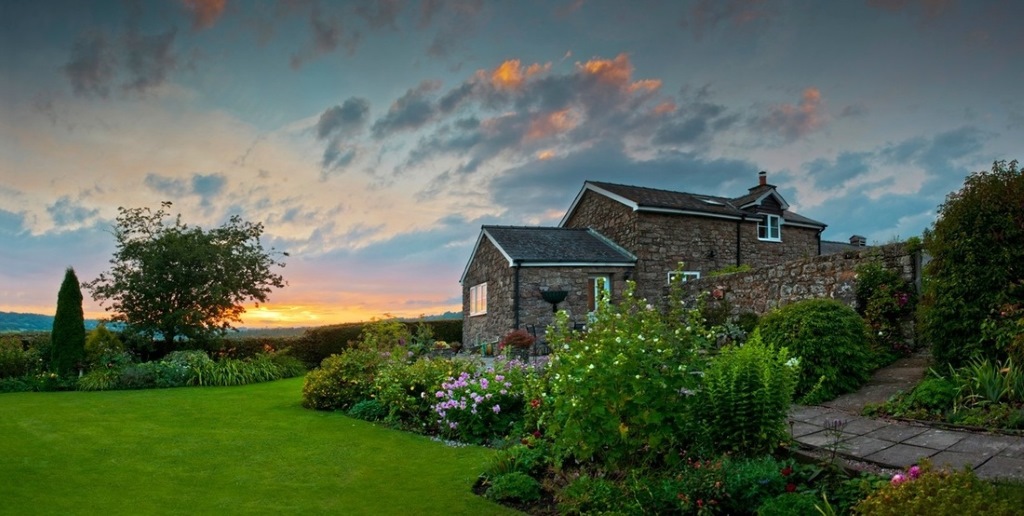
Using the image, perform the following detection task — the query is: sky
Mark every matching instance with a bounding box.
[1,0,1021,328]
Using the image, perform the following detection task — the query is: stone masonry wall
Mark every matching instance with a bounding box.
[679,242,920,316]
[462,237,513,347]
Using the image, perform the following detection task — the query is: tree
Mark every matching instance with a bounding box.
[85,203,287,348]
[921,160,1024,366]
[51,267,86,375]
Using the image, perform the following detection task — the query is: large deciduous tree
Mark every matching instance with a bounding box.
[921,160,1024,366]
[86,203,287,348]
[51,267,86,375]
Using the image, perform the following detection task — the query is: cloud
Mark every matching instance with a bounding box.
[803,152,874,190]
[46,197,100,230]
[681,0,776,40]
[839,103,868,117]
[755,87,826,141]
[290,5,361,69]
[63,31,117,98]
[145,173,228,204]
[181,0,227,30]
[424,0,484,57]
[123,28,179,94]
[355,0,404,29]
[316,97,371,139]
[371,80,442,138]
[145,173,189,197]
[866,0,953,19]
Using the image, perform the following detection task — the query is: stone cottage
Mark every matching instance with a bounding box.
[460,172,828,346]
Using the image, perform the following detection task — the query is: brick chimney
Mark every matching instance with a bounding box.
[849,235,866,247]
[758,171,767,186]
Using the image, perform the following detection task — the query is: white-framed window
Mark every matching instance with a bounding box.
[587,275,611,312]
[758,214,781,241]
[469,283,487,316]
[668,271,701,284]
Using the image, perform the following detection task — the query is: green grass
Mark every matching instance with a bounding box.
[0,378,518,515]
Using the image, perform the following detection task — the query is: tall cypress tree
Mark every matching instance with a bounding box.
[52,267,86,375]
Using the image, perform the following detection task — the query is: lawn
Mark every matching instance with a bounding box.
[0,378,517,515]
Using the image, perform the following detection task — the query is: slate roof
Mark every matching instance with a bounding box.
[821,240,868,255]
[578,180,826,228]
[482,226,637,264]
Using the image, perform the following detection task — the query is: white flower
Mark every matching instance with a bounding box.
[785,357,801,368]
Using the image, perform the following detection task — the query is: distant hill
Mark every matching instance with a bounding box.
[0,311,103,333]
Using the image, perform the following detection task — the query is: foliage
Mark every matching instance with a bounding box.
[358,315,411,351]
[292,322,364,368]
[693,335,799,456]
[483,443,550,479]
[84,323,124,368]
[757,299,873,403]
[485,472,542,503]
[347,399,387,421]
[708,263,753,277]
[921,160,1024,367]
[189,353,301,387]
[757,492,822,516]
[301,349,390,411]
[77,367,123,391]
[0,335,41,379]
[434,364,528,444]
[855,260,916,356]
[853,460,1015,515]
[374,357,457,431]
[85,203,287,348]
[720,456,791,512]
[557,475,624,514]
[51,267,86,375]
[497,328,535,352]
[546,281,706,469]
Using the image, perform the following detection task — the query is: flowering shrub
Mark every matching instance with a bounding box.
[853,460,1014,515]
[302,348,390,410]
[498,329,535,353]
[374,357,457,431]
[433,365,526,444]
[855,261,916,356]
[546,281,705,469]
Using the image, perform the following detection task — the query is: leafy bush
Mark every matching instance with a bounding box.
[757,299,873,403]
[856,260,916,356]
[757,492,822,516]
[485,472,541,503]
[483,443,549,479]
[347,399,387,421]
[557,475,623,514]
[189,354,293,387]
[853,460,1015,515]
[546,282,705,469]
[302,349,389,411]
[694,335,798,456]
[905,376,958,412]
[78,367,122,391]
[921,159,1024,367]
[0,335,39,378]
[84,324,124,368]
[720,456,790,512]
[374,357,457,431]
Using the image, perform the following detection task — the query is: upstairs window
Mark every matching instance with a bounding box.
[758,215,781,241]
[469,283,487,316]
[667,271,701,284]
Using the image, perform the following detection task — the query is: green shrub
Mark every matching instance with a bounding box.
[854,461,1014,515]
[119,362,158,389]
[78,367,122,391]
[0,335,39,379]
[757,299,873,403]
[292,323,365,368]
[757,492,822,516]
[301,349,389,411]
[483,443,549,479]
[434,364,529,444]
[557,475,623,514]
[694,335,798,456]
[187,354,294,387]
[347,399,387,421]
[84,324,124,368]
[856,260,916,356]
[907,376,958,411]
[485,472,541,503]
[51,267,86,375]
[721,456,790,512]
[266,351,307,378]
[374,357,457,431]
[921,159,1024,367]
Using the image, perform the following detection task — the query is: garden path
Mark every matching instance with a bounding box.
[789,351,1024,481]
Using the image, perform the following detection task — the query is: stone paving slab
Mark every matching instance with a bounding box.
[863,424,929,443]
[903,428,967,449]
[790,421,823,438]
[948,434,1017,456]
[930,450,989,470]
[864,443,937,466]
[797,430,855,448]
[841,435,895,457]
[996,439,1024,459]
[974,456,1024,480]
[840,417,889,435]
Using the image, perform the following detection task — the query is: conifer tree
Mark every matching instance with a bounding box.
[52,267,86,375]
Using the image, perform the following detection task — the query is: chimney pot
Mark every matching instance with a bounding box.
[758,171,767,186]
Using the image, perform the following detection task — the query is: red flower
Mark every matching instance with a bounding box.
[786,483,797,493]
[533,430,542,438]
[530,398,542,409]
[781,466,793,477]
[697,499,703,508]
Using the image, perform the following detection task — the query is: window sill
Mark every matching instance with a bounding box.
[469,312,487,317]
[757,238,782,243]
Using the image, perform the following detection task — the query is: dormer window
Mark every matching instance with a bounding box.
[758,215,781,241]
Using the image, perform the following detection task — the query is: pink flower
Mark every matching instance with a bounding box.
[891,474,907,486]
[908,465,921,479]
[492,404,501,414]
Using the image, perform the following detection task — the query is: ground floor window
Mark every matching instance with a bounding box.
[758,214,781,241]
[470,282,487,316]
[587,275,611,312]
[667,271,701,284]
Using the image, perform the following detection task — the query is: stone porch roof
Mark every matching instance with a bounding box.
[460,226,636,283]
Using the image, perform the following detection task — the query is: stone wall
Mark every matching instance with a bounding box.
[679,242,920,316]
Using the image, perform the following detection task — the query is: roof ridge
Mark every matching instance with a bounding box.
[587,180,706,198]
